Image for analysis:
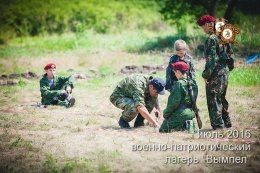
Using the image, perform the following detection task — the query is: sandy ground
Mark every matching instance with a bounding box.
[0,52,260,173]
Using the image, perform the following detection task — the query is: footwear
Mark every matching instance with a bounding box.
[118,117,130,128]
[67,97,75,108]
[225,123,232,128]
[134,114,145,128]
[212,126,224,130]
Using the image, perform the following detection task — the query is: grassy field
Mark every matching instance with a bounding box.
[0,29,260,173]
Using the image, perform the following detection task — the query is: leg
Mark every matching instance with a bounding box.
[206,72,229,129]
[206,90,224,129]
[110,95,138,128]
[221,81,231,128]
[134,97,157,128]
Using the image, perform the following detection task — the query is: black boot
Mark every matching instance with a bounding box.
[222,113,232,128]
[66,95,75,108]
[118,116,130,128]
[134,114,145,128]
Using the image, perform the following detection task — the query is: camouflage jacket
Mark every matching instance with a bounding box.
[202,33,230,80]
[163,76,198,119]
[165,53,196,90]
[111,74,157,108]
[40,74,74,104]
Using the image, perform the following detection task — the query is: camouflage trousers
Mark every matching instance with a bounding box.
[42,97,70,107]
[206,69,231,129]
[110,94,157,122]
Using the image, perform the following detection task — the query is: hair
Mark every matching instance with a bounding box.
[174,39,189,51]
[175,69,187,75]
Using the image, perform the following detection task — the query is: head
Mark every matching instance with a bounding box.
[44,63,56,79]
[174,39,189,58]
[148,77,166,97]
[197,15,215,34]
[171,62,189,80]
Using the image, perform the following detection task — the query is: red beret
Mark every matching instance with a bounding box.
[197,15,215,26]
[172,62,189,71]
[44,63,56,70]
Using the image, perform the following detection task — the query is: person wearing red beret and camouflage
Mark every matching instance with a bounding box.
[197,15,232,129]
[40,63,75,108]
[159,62,198,133]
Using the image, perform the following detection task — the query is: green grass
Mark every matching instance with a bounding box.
[0,29,176,59]
[9,136,33,150]
[196,67,260,87]
[42,154,113,173]
[229,67,260,86]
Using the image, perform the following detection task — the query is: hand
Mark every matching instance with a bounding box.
[154,109,162,122]
[66,86,72,94]
[153,121,160,128]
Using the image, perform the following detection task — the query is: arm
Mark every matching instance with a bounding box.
[202,37,218,80]
[60,76,75,89]
[154,98,162,119]
[189,58,196,79]
[137,106,159,127]
[163,82,182,119]
[130,81,159,127]
[165,64,172,90]
[165,56,175,91]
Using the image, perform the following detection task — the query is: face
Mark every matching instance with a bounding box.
[45,68,56,79]
[174,70,182,80]
[149,85,158,97]
[201,23,210,34]
[176,50,186,58]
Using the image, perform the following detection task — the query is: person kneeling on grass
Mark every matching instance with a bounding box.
[110,74,165,128]
[160,62,198,133]
[40,63,75,108]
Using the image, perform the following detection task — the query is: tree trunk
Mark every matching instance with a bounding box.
[224,0,239,21]
[208,0,219,17]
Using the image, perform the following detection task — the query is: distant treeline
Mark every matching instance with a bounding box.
[0,0,164,43]
[0,0,259,44]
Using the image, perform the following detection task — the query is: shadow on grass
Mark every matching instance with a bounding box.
[101,126,135,131]
[132,33,204,53]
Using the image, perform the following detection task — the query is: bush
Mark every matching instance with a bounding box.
[0,0,164,42]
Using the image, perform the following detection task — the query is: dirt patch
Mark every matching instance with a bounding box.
[120,65,164,75]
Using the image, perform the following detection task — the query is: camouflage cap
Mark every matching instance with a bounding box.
[151,78,165,95]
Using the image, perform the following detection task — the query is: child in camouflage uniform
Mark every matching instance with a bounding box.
[40,63,75,108]
[165,39,196,91]
[160,62,198,133]
[197,15,232,129]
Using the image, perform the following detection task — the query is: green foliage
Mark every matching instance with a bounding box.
[18,78,27,88]
[158,0,202,34]
[0,0,163,43]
